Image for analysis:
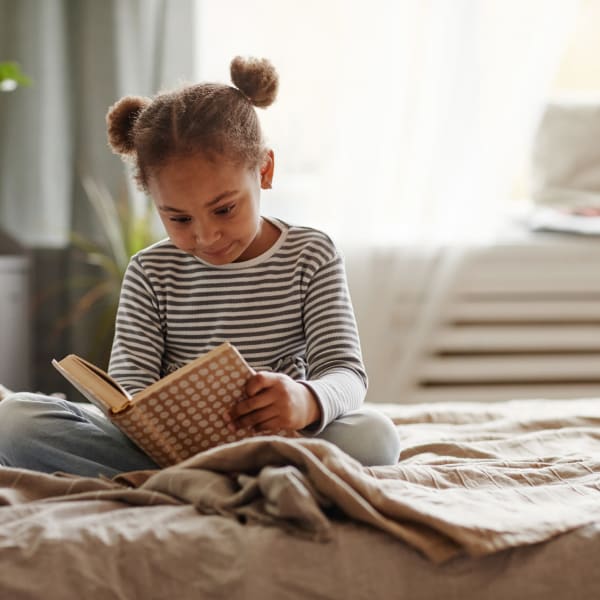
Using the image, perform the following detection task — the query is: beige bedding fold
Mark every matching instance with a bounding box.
[1,398,600,563]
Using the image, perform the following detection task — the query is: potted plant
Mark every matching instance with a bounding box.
[53,177,160,367]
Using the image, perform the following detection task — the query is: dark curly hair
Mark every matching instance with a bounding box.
[106,56,279,191]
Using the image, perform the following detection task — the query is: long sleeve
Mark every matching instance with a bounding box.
[106,222,368,431]
[299,251,368,433]
[108,256,165,394]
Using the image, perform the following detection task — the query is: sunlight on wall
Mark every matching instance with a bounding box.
[552,0,600,92]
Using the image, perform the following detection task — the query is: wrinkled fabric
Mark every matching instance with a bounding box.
[1,398,600,566]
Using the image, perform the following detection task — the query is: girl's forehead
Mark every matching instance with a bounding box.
[160,153,253,180]
[149,156,236,188]
[148,154,257,207]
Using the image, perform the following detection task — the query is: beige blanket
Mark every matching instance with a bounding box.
[2,398,600,564]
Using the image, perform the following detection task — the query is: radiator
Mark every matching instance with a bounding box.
[395,238,600,403]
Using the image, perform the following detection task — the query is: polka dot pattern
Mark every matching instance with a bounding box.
[113,344,295,467]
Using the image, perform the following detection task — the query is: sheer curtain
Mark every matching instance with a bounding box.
[197,0,578,403]
[335,0,579,402]
[197,0,577,245]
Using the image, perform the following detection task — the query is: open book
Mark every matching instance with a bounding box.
[52,342,296,467]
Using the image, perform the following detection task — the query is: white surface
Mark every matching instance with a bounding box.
[354,232,600,405]
[0,256,31,389]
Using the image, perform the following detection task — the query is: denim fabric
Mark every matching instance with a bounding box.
[0,393,400,477]
[0,394,159,477]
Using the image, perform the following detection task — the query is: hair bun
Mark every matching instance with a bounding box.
[106,95,150,154]
[230,56,279,108]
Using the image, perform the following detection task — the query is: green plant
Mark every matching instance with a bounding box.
[54,177,160,365]
[0,61,32,92]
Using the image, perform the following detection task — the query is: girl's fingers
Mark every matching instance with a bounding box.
[229,404,280,431]
[252,417,282,432]
[225,388,273,422]
[226,371,283,423]
[224,371,298,430]
[245,371,279,397]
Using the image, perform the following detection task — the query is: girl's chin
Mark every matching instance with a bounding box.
[177,239,257,264]
[198,242,242,264]
[201,254,236,265]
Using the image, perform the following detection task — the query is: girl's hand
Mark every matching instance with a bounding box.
[224,372,321,432]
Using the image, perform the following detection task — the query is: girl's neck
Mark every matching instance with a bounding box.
[234,216,282,262]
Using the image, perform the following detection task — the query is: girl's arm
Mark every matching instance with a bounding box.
[296,251,367,432]
[226,248,367,434]
[108,257,165,395]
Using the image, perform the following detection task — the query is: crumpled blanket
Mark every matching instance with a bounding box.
[2,398,600,563]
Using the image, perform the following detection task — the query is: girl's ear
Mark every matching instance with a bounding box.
[260,149,275,190]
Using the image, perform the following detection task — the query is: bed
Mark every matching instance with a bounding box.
[1,397,600,599]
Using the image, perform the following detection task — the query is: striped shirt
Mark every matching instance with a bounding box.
[108,217,367,432]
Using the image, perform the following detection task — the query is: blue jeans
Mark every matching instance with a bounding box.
[0,394,400,478]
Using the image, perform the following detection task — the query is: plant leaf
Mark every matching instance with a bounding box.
[0,61,32,86]
[52,280,116,335]
[43,175,161,360]
[81,177,129,269]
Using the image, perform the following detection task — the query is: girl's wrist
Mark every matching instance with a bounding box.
[298,382,321,428]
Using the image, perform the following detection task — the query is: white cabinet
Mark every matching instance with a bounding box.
[0,246,31,391]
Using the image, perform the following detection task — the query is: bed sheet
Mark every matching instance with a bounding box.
[1,397,599,599]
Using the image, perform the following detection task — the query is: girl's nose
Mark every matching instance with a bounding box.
[194,223,221,246]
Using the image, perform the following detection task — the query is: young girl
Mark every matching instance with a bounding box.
[0,57,400,478]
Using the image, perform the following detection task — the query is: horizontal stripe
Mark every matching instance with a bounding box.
[108,220,367,431]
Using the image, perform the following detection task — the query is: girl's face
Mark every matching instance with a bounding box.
[148,151,276,265]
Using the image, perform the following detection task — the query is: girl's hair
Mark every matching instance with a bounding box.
[106,56,278,190]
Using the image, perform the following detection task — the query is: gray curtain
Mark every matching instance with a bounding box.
[0,0,196,390]
[0,0,195,243]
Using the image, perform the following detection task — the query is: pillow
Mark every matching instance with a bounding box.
[531,96,600,208]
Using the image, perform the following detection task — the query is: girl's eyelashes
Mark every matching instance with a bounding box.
[214,204,236,216]
[167,204,235,224]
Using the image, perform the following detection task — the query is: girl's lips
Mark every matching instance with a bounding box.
[201,242,234,257]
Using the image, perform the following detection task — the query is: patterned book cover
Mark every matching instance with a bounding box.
[110,343,297,467]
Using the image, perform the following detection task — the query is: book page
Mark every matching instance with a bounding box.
[52,356,131,414]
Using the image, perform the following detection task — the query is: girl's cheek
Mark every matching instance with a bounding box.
[166,228,190,249]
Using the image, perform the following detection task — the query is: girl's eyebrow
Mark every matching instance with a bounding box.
[158,205,185,213]
[158,190,238,212]
[206,190,237,206]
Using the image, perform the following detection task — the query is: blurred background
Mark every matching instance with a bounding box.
[1,0,599,404]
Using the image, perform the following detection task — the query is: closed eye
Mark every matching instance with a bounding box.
[169,215,192,223]
[214,204,236,216]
